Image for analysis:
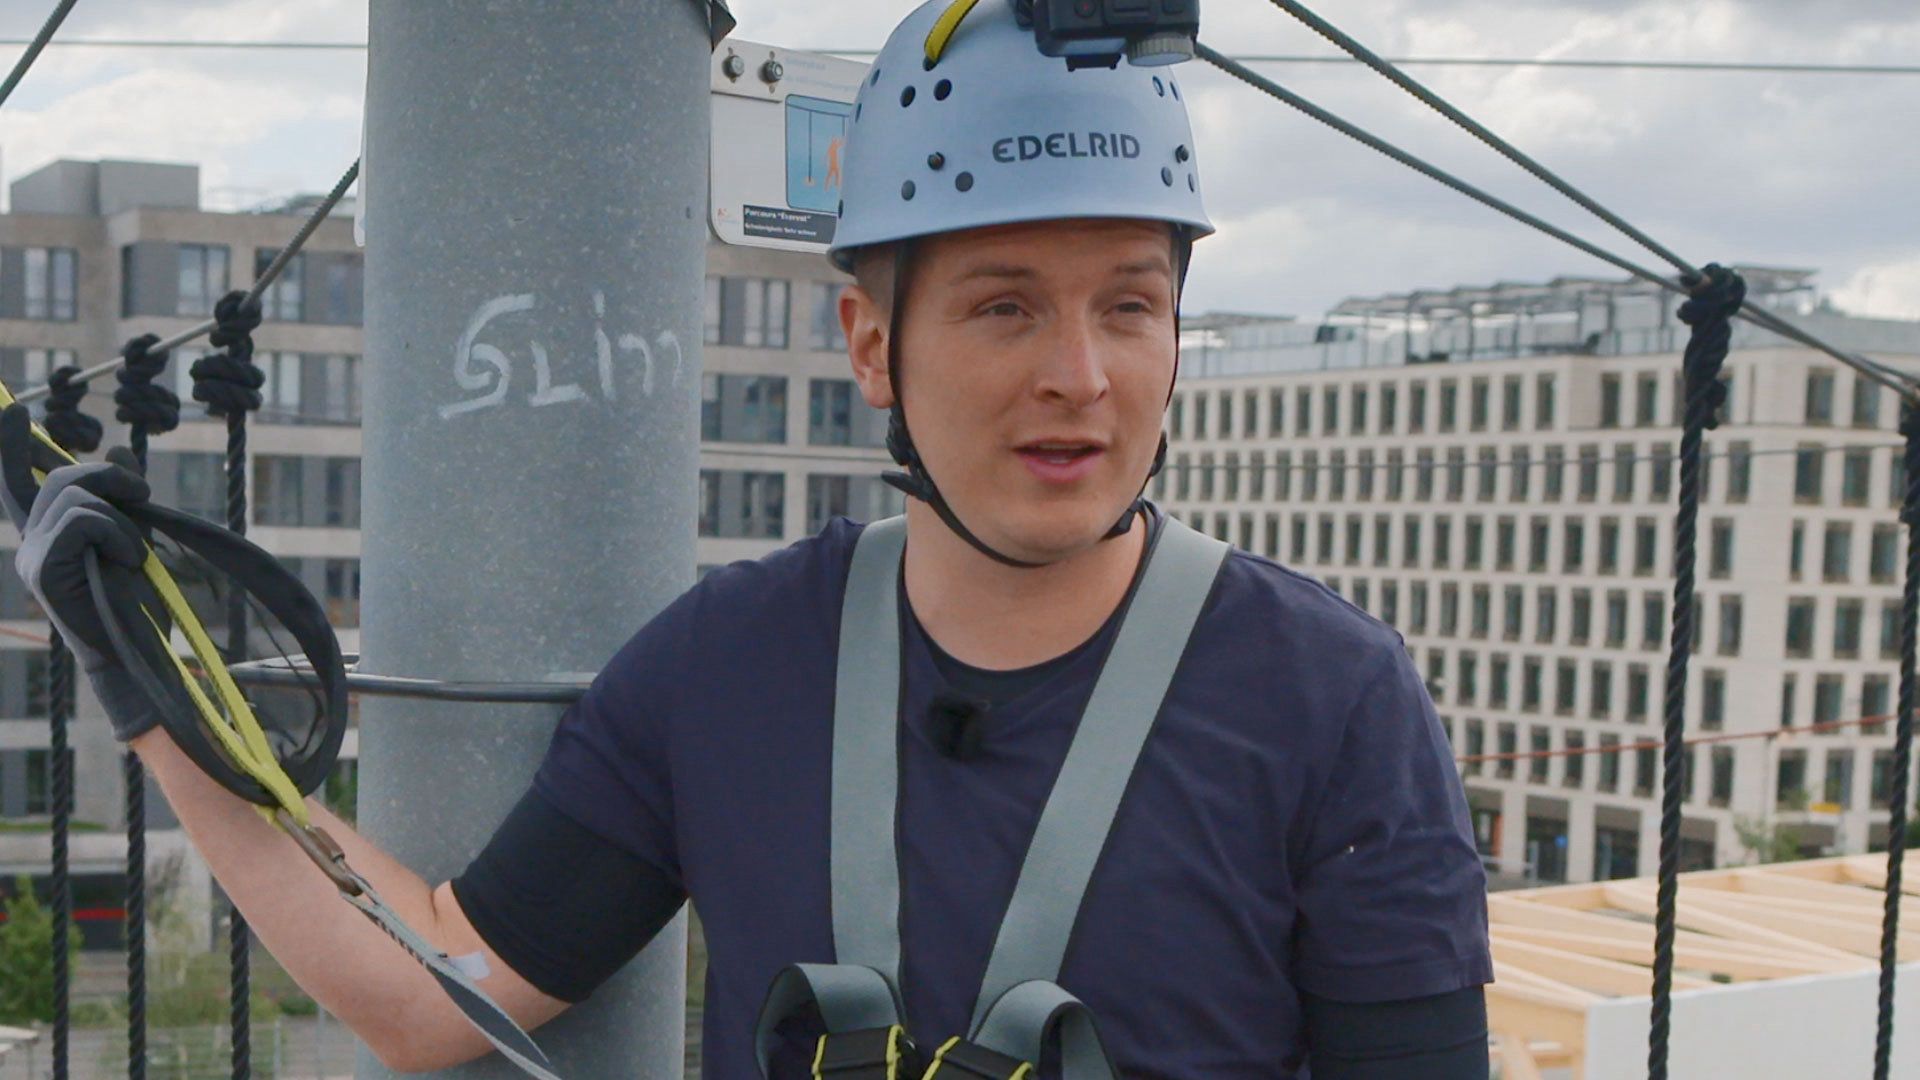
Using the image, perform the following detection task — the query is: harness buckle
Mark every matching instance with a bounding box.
[921,1037,1034,1080]
[813,1025,918,1079]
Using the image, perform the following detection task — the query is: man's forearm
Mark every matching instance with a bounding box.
[131,726,564,1070]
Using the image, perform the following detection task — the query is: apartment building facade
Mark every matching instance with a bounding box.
[0,158,892,942]
[1158,279,1920,885]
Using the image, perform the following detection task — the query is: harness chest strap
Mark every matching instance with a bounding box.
[755,513,1230,1077]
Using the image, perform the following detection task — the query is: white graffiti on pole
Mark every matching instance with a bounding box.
[441,290,684,419]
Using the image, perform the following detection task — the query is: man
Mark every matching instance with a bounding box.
[4,1,1490,1076]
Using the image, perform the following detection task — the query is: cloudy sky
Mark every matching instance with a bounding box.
[4,0,1918,321]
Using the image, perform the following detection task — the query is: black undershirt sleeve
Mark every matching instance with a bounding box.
[1302,987,1489,1079]
[450,786,686,1004]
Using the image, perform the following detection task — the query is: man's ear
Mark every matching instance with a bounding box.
[841,284,895,410]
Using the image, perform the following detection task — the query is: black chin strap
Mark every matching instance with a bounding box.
[880,232,1190,569]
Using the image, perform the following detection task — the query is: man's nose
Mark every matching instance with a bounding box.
[1033,314,1110,409]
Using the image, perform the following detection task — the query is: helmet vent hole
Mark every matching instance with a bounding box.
[1160,166,1173,187]
[1171,80,1181,100]
[871,67,882,86]
[928,152,946,170]
[934,79,952,101]
[900,85,917,107]
[1188,174,1196,192]
[955,171,974,193]
[901,180,917,200]
[1153,76,1165,97]
[855,103,863,121]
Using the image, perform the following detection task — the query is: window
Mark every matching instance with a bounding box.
[1600,374,1622,428]
[1415,450,1435,501]
[1822,522,1852,582]
[698,469,785,538]
[1501,377,1523,431]
[322,558,361,628]
[1842,449,1872,507]
[805,474,903,532]
[809,282,849,351]
[1709,519,1734,579]
[1598,518,1619,574]
[1650,443,1673,501]
[1824,751,1854,810]
[1477,447,1498,502]
[1345,514,1364,565]
[1385,449,1404,501]
[1438,380,1457,432]
[1464,517,1484,569]
[1458,651,1479,702]
[1874,750,1897,808]
[1496,723,1517,779]
[1710,746,1734,806]
[1633,518,1658,576]
[1794,444,1824,503]
[1606,589,1628,648]
[1225,452,1242,501]
[1863,675,1892,730]
[1200,453,1217,501]
[1781,673,1798,728]
[704,276,791,347]
[315,353,361,422]
[1470,585,1491,639]
[1635,373,1659,427]
[255,248,304,321]
[323,458,360,527]
[253,455,305,526]
[1401,516,1421,567]
[1262,388,1282,436]
[1590,660,1612,718]
[1291,517,1309,562]
[176,243,229,317]
[1543,445,1564,501]
[1805,369,1835,425]
[1571,589,1592,645]
[1317,515,1335,562]
[1350,385,1368,434]
[1528,516,1550,573]
[1410,582,1429,634]
[703,374,789,443]
[1535,374,1557,430]
[1834,599,1864,659]
[1489,653,1510,707]
[1562,730,1585,788]
[1854,377,1883,429]
[1434,517,1452,568]
[1727,441,1752,502]
[1328,450,1347,501]
[1630,663,1653,722]
[1790,520,1806,580]
[1380,383,1398,432]
[1894,444,1909,509]
[1536,587,1557,643]
[1320,389,1338,435]
[1718,596,1743,656]
[1635,744,1658,797]
[1555,658,1578,715]
[1563,518,1585,574]
[1219,391,1234,438]
[1528,727,1549,783]
[1440,583,1459,635]
[1469,378,1490,431]
[22,246,77,320]
[1874,524,1901,583]
[1300,451,1318,502]
[1612,443,1635,502]
[1814,674,1844,728]
[1577,444,1600,501]
[1445,448,1466,501]
[1643,592,1665,650]
[1784,598,1816,658]
[1372,514,1391,567]
[1495,516,1516,570]
[1598,734,1621,793]
[1503,586,1523,641]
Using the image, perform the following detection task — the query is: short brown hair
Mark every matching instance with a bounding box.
[850,242,899,318]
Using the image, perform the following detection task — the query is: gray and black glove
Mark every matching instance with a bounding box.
[1,405,162,741]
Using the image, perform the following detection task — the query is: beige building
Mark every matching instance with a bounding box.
[0,157,893,943]
[1158,272,1920,886]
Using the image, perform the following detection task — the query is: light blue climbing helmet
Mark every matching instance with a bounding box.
[827,0,1214,272]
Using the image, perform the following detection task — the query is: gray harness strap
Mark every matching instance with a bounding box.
[755,514,1228,1077]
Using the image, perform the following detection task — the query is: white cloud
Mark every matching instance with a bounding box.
[1835,259,1920,320]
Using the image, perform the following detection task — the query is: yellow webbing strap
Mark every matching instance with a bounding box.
[0,376,309,828]
[923,0,983,68]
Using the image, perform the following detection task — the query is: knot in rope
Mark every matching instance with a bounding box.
[1900,400,1920,528]
[192,290,266,418]
[1676,264,1744,432]
[113,333,181,436]
[40,365,102,454]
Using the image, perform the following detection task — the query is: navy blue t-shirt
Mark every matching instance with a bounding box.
[532,516,1491,1078]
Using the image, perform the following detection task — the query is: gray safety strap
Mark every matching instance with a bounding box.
[967,517,1228,1048]
[972,981,1115,1076]
[755,964,902,1076]
[830,515,910,981]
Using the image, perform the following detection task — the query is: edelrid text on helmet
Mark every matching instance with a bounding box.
[828,0,1212,271]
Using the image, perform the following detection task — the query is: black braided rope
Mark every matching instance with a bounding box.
[203,288,263,1080]
[48,635,73,1080]
[1649,266,1742,1080]
[40,367,102,455]
[124,744,146,1080]
[1877,401,1920,1080]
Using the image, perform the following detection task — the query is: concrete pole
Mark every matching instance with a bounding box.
[359,2,709,1076]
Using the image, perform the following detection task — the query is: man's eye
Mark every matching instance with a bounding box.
[1115,300,1153,315]
[984,301,1023,317]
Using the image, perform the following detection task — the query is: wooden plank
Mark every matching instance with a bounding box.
[1494,894,1828,966]
[1839,852,1920,896]
[1600,883,1863,961]
[1722,868,1887,909]
[1486,981,1588,1056]
[1491,925,1859,981]
[1494,1032,1544,1080]
[1492,961,1602,1007]
[1492,936,1712,995]
[1672,887,1920,959]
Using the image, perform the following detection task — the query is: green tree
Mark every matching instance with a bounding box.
[0,875,80,1024]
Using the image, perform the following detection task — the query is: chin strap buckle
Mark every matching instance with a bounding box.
[921,1037,1034,1080]
[814,1025,920,1079]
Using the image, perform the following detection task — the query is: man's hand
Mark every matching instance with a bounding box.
[1,403,162,740]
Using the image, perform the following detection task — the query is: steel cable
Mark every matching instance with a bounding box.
[0,0,80,110]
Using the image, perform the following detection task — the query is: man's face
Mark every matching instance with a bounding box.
[847,218,1178,564]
